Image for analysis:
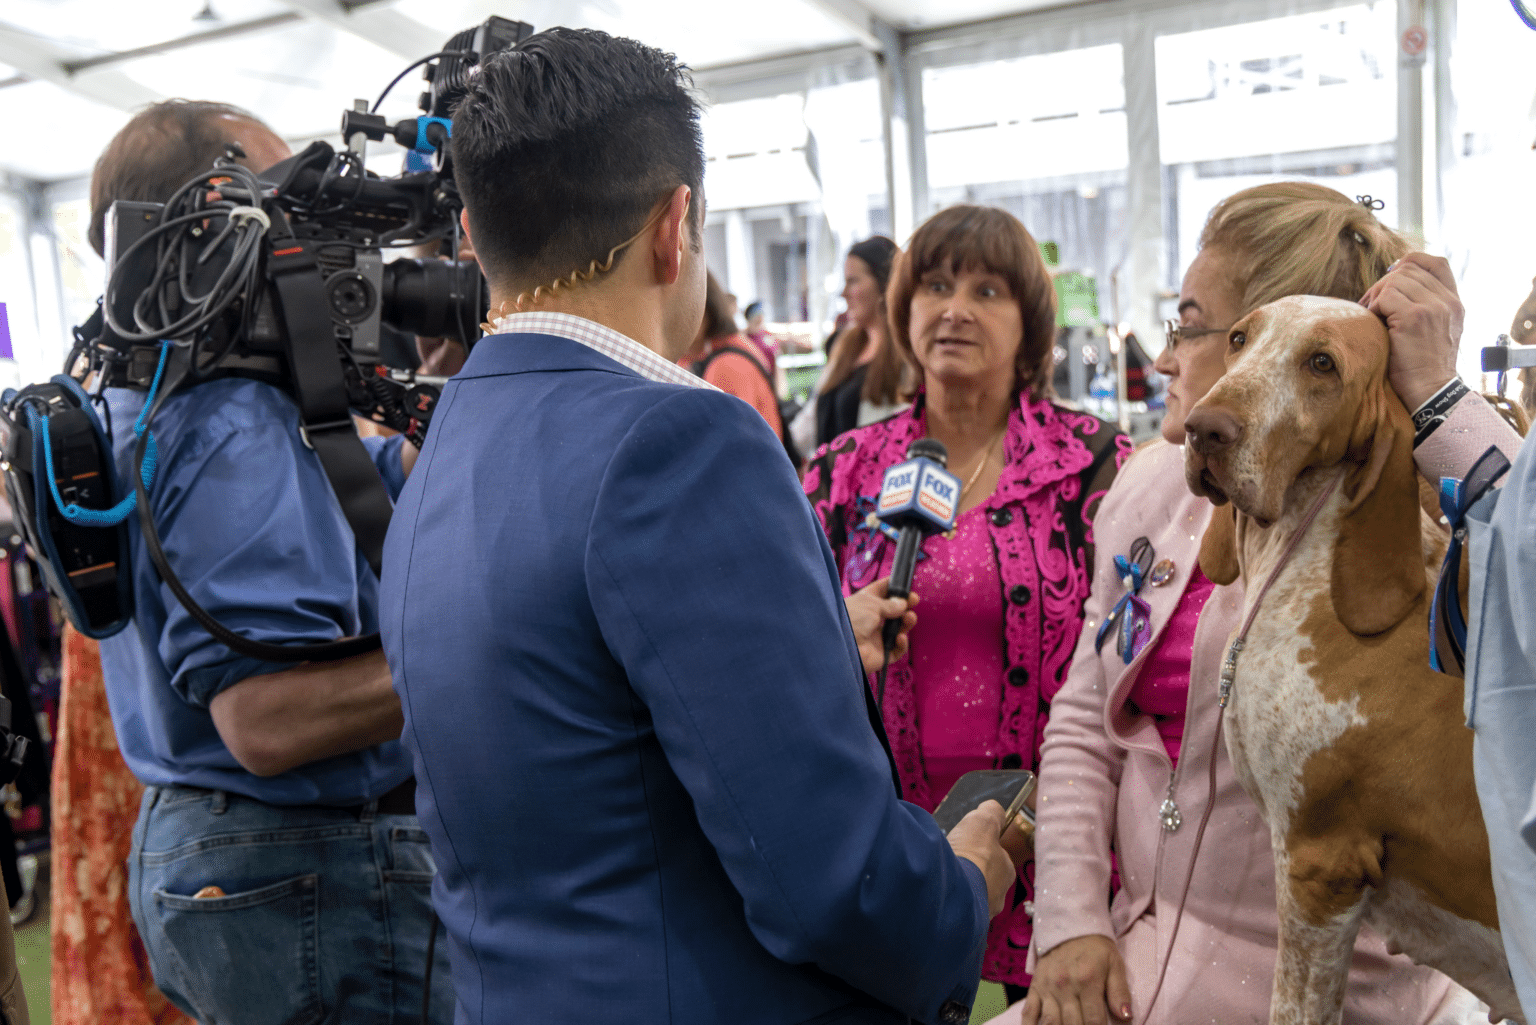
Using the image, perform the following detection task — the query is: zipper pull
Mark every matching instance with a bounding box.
[1158,777,1182,832]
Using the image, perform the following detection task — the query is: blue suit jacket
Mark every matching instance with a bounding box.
[380,331,989,1025]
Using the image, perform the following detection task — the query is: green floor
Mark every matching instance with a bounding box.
[13,865,49,1025]
[971,981,1009,1022]
[0,860,1004,1025]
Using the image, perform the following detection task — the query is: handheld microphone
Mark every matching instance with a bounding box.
[875,439,961,655]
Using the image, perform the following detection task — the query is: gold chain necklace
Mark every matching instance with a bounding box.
[958,426,1008,502]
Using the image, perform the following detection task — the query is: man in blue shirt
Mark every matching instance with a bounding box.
[1359,253,1533,1019]
[381,28,1027,1025]
[87,100,452,1023]
[1459,411,1536,1020]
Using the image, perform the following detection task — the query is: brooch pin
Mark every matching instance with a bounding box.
[1095,536,1154,665]
[845,496,929,585]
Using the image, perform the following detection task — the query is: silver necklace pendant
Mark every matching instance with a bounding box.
[1159,796,1182,832]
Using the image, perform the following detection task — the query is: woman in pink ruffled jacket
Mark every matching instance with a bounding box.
[1003,183,1520,1025]
[804,204,1132,1001]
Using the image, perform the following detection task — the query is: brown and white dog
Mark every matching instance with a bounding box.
[1181,295,1524,1025]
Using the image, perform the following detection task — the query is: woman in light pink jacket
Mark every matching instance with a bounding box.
[996,182,1522,1025]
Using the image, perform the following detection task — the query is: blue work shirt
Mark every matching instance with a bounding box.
[1465,431,1536,1015]
[98,377,412,805]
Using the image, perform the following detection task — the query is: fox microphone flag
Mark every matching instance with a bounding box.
[876,438,960,653]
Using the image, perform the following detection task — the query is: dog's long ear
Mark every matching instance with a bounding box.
[1332,386,1423,636]
[1199,502,1240,585]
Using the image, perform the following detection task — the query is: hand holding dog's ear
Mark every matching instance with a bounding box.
[1360,253,1465,411]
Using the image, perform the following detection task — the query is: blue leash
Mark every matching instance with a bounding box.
[32,340,171,527]
[1429,445,1510,674]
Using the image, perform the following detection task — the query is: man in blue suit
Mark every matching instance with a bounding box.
[380,27,1026,1024]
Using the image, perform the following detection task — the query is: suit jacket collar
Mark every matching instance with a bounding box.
[457,331,650,381]
[478,312,712,389]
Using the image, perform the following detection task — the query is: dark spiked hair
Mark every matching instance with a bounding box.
[451,28,704,290]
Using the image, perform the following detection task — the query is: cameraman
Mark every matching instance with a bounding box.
[382,28,1027,1025]
[86,99,450,1024]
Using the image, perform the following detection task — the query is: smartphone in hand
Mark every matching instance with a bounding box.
[932,770,1036,836]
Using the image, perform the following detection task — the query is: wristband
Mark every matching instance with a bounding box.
[1411,377,1469,448]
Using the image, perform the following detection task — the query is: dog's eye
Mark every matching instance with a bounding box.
[1309,353,1336,374]
[1229,332,1246,351]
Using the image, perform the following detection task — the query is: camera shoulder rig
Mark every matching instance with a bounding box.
[6,17,527,663]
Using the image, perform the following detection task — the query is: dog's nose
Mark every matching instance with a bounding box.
[1185,406,1243,455]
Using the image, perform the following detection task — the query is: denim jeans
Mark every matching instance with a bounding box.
[128,785,454,1025]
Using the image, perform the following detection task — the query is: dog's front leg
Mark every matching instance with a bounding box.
[1269,845,1369,1025]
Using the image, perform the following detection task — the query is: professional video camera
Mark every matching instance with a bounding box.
[0,16,533,657]
[94,14,535,445]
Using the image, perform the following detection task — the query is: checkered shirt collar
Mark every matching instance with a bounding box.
[491,311,712,390]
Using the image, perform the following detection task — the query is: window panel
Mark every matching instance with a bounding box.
[52,197,101,346]
[0,197,30,391]
[1443,0,1536,385]
[921,45,1131,327]
[701,81,884,336]
[1155,5,1398,300]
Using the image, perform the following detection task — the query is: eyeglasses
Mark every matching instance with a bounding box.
[1163,319,1232,352]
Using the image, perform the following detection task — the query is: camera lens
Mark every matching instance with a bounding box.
[327,271,375,323]
[381,258,487,347]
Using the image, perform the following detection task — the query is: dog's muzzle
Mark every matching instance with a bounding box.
[1184,406,1242,504]
[1185,406,1242,456]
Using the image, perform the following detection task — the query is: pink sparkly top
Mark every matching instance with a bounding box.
[908,504,1005,809]
[1124,566,1216,766]
[803,392,1132,986]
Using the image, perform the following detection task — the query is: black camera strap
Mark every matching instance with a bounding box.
[265,225,394,577]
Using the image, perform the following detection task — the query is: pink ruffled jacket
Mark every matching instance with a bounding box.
[804,392,1132,984]
[1015,432,1506,1024]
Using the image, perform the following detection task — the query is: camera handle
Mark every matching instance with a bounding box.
[266,216,395,578]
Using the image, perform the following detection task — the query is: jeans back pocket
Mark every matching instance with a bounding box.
[152,874,323,1025]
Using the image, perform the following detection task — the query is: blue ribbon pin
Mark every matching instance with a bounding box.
[1096,537,1155,664]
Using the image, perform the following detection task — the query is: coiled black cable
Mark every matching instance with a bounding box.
[130,370,382,663]
[102,161,269,380]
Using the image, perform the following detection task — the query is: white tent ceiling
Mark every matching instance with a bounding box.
[0,0,1078,183]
